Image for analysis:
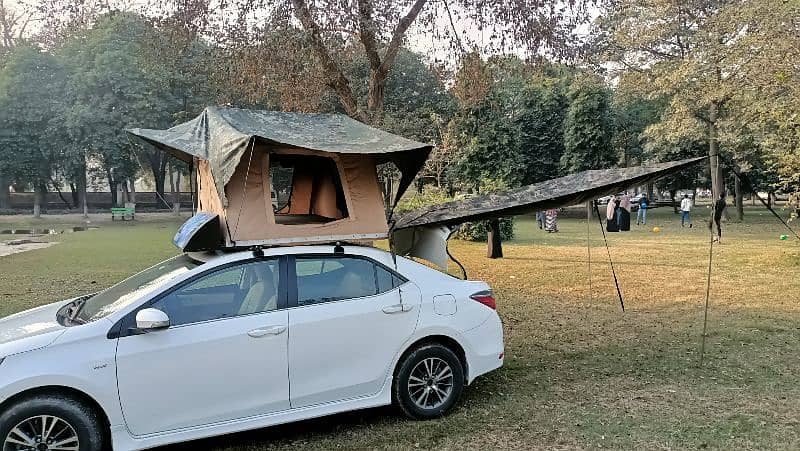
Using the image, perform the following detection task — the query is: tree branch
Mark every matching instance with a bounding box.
[291,0,365,121]
[357,0,382,71]
[379,0,428,74]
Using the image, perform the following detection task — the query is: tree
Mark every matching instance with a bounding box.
[597,0,799,220]
[516,68,572,184]
[58,12,209,207]
[0,0,37,209]
[448,58,521,189]
[0,44,68,216]
[161,0,587,124]
[560,74,614,173]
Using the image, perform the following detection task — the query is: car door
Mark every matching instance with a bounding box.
[287,255,420,408]
[115,258,290,436]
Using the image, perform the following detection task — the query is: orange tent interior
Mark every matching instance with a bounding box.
[197,144,389,246]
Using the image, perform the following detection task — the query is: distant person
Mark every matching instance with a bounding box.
[637,194,649,225]
[535,211,544,230]
[545,208,558,233]
[619,194,632,231]
[680,194,693,228]
[711,192,727,242]
[606,196,620,232]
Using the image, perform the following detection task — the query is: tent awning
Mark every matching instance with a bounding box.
[394,157,707,230]
[391,157,707,269]
[126,106,432,206]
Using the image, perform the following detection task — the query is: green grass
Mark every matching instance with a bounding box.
[0,207,798,450]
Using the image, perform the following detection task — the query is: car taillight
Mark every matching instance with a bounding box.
[470,291,496,310]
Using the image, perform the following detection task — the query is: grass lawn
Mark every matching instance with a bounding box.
[1,207,798,450]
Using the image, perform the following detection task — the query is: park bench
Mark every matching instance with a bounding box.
[111,207,135,221]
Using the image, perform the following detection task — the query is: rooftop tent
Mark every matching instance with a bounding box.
[127,107,432,247]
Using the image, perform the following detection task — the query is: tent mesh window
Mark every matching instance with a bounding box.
[271,154,349,225]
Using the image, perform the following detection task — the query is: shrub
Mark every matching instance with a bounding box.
[453,218,514,241]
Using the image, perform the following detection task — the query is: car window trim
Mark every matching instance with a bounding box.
[287,253,408,309]
[108,255,289,339]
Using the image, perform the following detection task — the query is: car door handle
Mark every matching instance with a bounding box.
[382,304,414,314]
[247,325,287,338]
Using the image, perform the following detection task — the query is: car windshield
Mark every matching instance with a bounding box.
[75,254,202,323]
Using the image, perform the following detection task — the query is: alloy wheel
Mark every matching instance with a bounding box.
[407,357,454,409]
[3,415,80,451]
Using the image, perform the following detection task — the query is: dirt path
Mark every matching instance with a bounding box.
[0,241,58,257]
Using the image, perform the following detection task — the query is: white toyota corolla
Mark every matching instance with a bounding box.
[0,244,504,451]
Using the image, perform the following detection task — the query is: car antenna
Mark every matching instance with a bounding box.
[333,241,344,254]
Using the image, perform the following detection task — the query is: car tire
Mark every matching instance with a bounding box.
[393,344,465,420]
[0,394,106,451]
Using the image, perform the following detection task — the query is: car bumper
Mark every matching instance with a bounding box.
[461,312,504,384]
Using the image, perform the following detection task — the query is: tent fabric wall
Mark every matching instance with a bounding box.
[224,150,273,241]
[196,159,228,242]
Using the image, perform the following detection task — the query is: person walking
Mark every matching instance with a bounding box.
[711,192,727,242]
[637,194,649,225]
[544,208,558,232]
[680,194,693,228]
[535,211,544,230]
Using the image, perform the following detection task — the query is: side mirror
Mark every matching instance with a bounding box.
[135,308,170,331]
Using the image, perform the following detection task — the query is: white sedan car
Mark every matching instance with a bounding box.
[0,244,504,451]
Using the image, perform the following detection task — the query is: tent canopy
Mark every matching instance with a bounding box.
[393,157,707,230]
[391,157,707,269]
[126,106,433,206]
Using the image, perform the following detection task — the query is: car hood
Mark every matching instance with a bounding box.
[0,300,70,358]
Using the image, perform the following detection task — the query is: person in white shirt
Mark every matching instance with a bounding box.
[680,194,693,228]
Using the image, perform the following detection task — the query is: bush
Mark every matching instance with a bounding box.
[453,218,514,241]
[395,186,452,213]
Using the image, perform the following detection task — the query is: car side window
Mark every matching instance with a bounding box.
[151,259,280,327]
[296,257,382,306]
[376,265,404,293]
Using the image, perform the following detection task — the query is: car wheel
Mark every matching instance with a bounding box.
[393,344,465,419]
[0,394,105,451]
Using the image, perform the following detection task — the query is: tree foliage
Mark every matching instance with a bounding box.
[560,74,614,173]
[0,44,68,203]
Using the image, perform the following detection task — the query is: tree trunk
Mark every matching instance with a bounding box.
[487,219,503,259]
[106,169,117,207]
[121,179,130,205]
[0,173,10,209]
[33,181,47,218]
[70,183,78,207]
[670,189,678,214]
[367,70,386,124]
[647,183,654,202]
[128,179,136,203]
[76,168,88,218]
[170,169,180,215]
[708,102,727,220]
[734,174,744,221]
[149,152,169,208]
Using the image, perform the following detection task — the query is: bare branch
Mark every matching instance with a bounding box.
[379,0,427,75]
[357,0,382,71]
[290,0,365,121]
